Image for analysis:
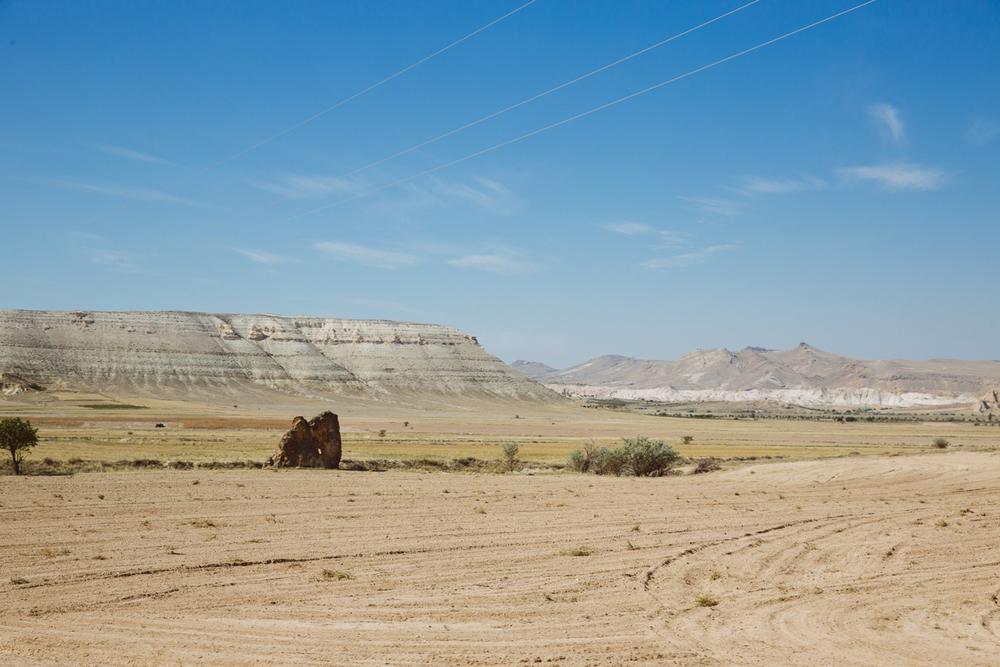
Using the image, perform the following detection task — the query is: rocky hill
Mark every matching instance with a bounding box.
[524,344,1000,408]
[510,360,558,379]
[0,310,557,403]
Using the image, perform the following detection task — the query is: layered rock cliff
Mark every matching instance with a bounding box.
[524,344,1000,409]
[0,310,556,402]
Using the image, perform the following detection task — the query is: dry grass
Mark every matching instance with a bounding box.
[559,546,594,557]
[2,395,996,471]
[696,594,720,607]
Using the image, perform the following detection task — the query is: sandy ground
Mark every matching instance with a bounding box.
[2,452,998,665]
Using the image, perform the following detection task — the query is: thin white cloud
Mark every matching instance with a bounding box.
[233,247,290,264]
[448,253,533,275]
[53,179,208,207]
[89,249,150,274]
[371,176,516,216]
[95,143,177,166]
[602,221,687,247]
[868,103,905,145]
[314,241,418,269]
[735,175,826,195]
[967,119,1000,146]
[677,195,743,217]
[603,221,653,235]
[641,244,737,270]
[837,163,946,191]
[254,174,363,199]
[431,176,516,214]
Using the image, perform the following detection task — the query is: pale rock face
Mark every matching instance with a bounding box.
[0,310,557,402]
[530,344,1000,409]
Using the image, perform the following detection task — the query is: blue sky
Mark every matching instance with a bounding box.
[2,0,998,366]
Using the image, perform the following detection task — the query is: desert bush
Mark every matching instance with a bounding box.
[692,458,721,474]
[568,438,679,477]
[568,449,588,472]
[681,435,694,445]
[620,436,680,476]
[932,437,950,449]
[567,441,599,472]
[591,446,628,476]
[696,593,719,607]
[501,442,519,472]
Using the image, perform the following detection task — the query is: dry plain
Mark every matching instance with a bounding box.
[2,397,1000,665]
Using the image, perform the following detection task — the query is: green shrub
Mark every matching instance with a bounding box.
[568,442,600,472]
[568,449,589,472]
[501,442,519,472]
[620,436,680,476]
[591,446,628,476]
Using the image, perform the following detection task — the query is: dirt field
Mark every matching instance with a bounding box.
[2,452,998,665]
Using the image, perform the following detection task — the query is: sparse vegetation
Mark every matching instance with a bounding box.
[696,594,720,607]
[501,442,520,472]
[682,435,694,445]
[39,547,70,558]
[319,569,353,581]
[621,437,681,476]
[933,437,950,449]
[80,403,148,410]
[1,417,39,475]
[693,458,722,474]
[568,437,679,477]
[560,546,594,557]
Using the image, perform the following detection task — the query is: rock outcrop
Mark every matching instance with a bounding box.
[0,373,44,396]
[269,412,342,468]
[979,389,1000,419]
[0,310,558,402]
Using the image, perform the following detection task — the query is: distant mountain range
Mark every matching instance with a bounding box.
[511,344,1000,409]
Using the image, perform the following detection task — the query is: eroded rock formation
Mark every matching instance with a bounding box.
[270,412,342,468]
[527,344,1000,409]
[0,310,559,402]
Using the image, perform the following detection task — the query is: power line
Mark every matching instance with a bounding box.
[340,0,762,179]
[281,0,878,224]
[214,0,539,166]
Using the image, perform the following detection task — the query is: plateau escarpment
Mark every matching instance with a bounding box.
[0,310,556,402]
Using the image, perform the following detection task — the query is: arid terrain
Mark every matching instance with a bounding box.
[2,451,999,665]
[2,308,1000,665]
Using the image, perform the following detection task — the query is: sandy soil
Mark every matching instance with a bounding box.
[1,453,999,665]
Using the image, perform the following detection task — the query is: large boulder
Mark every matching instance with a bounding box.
[270,411,342,468]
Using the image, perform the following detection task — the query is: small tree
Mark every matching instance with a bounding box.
[501,442,519,472]
[0,417,39,475]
